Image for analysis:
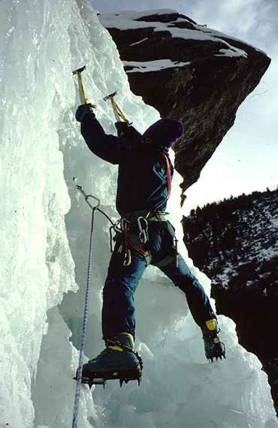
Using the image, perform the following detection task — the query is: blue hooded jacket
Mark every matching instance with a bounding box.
[80,112,183,216]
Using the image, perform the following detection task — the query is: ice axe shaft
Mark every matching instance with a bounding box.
[103,91,130,123]
[73,66,95,106]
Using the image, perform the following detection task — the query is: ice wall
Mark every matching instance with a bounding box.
[0,0,277,427]
[0,0,77,425]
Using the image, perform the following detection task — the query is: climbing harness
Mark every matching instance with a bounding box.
[104,91,131,124]
[117,216,149,267]
[117,210,180,269]
[118,212,152,266]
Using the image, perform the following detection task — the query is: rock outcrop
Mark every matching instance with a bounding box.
[101,10,270,194]
[183,188,278,415]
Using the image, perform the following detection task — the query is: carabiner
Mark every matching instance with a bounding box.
[137,216,149,244]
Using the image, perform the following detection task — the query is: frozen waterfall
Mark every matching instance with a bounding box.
[0,0,277,427]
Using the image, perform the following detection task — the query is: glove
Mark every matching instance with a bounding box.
[75,103,95,122]
[115,121,129,137]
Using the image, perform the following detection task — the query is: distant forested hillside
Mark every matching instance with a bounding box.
[183,188,278,415]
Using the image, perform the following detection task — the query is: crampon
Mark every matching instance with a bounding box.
[74,332,143,388]
[76,365,142,388]
[202,319,226,362]
[204,336,226,362]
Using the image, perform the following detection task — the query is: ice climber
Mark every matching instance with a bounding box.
[75,103,225,384]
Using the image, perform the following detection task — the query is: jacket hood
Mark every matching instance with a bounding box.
[143,118,183,148]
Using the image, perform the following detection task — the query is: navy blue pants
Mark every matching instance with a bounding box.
[102,221,215,339]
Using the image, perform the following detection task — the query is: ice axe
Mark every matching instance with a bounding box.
[72,65,96,107]
[103,91,131,124]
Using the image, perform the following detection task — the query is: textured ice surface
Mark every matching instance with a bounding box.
[0,1,277,427]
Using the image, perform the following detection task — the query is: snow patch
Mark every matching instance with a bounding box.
[100,10,248,59]
[124,59,191,73]
[216,47,248,58]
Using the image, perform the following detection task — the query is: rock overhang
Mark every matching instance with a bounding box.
[100,9,271,195]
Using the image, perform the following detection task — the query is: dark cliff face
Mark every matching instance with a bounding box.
[101,10,270,193]
[183,189,278,415]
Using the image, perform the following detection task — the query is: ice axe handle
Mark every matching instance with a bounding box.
[72,66,93,106]
[103,91,130,124]
[76,73,87,104]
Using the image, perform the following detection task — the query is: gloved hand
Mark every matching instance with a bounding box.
[114,121,141,141]
[75,103,95,122]
[115,121,130,137]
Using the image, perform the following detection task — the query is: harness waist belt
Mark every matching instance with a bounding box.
[122,210,169,223]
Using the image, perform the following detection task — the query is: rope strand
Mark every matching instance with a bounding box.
[72,207,96,428]
[71,179,116,428]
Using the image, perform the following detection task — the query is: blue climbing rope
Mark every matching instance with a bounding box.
[72,182,100,428]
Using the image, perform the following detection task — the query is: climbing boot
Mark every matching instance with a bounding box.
[202,319,226,362]
[81,332,143,387]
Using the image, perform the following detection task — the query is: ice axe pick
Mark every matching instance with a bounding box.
[72,65,95,107]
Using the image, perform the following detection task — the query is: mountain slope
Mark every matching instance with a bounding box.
[183,188,278,415]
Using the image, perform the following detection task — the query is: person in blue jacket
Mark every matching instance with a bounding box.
[75,104,225,384]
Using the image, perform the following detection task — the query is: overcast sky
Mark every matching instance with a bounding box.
[91,0,278,213]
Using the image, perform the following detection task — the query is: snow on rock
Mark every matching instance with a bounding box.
[100,9,247,57]
[183,189,278,293]
[0,1,277,427]
[124,59,190,73]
